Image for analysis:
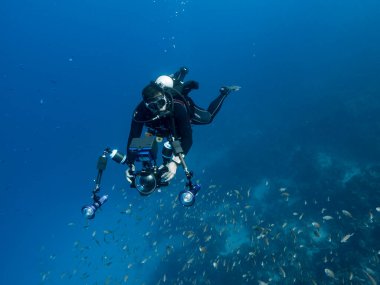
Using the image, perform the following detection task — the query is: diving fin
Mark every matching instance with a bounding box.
[220,85,241,96]
[225,85,241,91]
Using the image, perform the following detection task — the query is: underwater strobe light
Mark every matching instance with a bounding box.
[81,194,108,219]
[179,183,201,207]
[81,148,111,220]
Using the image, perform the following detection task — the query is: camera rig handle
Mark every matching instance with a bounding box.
[168,136,195,188]
[94,148,110,191]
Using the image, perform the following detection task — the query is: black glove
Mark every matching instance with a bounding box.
[182,80,199,95]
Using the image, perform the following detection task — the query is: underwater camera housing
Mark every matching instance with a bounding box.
[128,137,169,195]
[128,136,157,163]
[81,135,201,219]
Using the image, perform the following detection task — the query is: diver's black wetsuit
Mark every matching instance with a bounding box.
[126,96,192,165]
[184,93,229,125]
[126,68,229,164]
[173,74,229,125]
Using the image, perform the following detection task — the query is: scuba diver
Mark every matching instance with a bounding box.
[81,67,240,219]
[125,67,240,184]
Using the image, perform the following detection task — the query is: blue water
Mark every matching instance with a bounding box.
[1,0,380,284]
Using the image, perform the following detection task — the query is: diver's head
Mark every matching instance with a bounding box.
[142,82,168,113]
[155,75,173,88]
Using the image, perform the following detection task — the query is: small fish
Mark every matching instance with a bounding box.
[363,270,377,285]
[369,211,374,223]
[323,215,334,221]
[342,210,353,218]
[279,266,286,278]
[41,272,49,281]
[312,222,320,229]
[122,209,131,214]
[184,231,195,239]
[324,268,336,279]
[376,207,380,212]
[349,272,354,280]
[199,246,207,253]
[340,233,354,243]
[123,275,129,283]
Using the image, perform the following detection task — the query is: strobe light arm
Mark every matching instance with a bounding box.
[168,137,200,207]
[167,137,193,180]
[94,148,111,192]
[81,148,111,219]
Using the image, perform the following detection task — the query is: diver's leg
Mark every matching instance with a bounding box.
[206,88,230,123]
[190,88,229,125]
[191,105,212,125]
